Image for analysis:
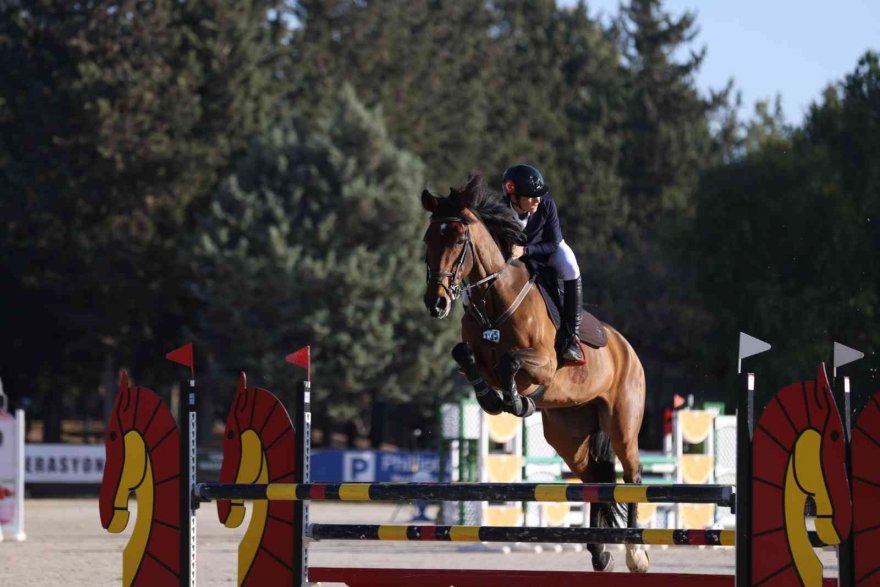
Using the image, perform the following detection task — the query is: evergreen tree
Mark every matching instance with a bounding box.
[183,86,461,440]
[290,1,631,262]
[0,0,286,437]
[742,97,790,154]
[290,0,494,188]
[681,51,880,401]
[618,0,730,227]
[550,2,630,258]
[482,0,566,178]
[579,1,736,428]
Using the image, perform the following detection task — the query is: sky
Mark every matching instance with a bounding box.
[564,0,880,125]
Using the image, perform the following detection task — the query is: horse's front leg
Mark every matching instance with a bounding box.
[452,342,503,415]
[497,349,553,418]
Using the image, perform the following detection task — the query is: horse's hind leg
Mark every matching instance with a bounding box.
[583,430,623,572]
[451,343,503,415]
[618,443,649,572]
[609,384,649,572]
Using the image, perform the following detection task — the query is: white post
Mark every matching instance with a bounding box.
[13,409,25,541]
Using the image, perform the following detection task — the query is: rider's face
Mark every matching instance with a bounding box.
[512,194,541,215]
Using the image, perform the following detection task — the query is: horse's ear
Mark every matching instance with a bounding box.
[453,186,477,210]
[464,173,483,193]
[421,189,440,213]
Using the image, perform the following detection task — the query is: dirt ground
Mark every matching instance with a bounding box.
[0,499,840,586]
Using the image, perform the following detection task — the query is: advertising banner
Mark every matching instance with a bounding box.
[311,450,439,482]
[25,443,105,484]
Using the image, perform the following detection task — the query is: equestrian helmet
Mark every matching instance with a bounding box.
[502,164,548,198]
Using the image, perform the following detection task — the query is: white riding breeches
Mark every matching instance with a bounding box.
[547,240,580,281]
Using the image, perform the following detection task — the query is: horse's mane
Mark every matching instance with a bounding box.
[432,174,525,259]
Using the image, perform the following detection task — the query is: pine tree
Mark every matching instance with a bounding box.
[290,0,494,188]
[681,51,880,402]
[183,86,461,440]
[618,0,729,227]
[550,2,629,258]
[482,0,566,178]
[0,0,286,437]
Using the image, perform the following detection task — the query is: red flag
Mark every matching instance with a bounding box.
[663,408,673,436]
[166,343,195,379]
[673,394,686,409]
[285,346,310,381]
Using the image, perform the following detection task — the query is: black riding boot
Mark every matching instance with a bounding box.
[560,277,585,363]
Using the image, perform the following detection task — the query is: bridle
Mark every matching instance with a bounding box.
[425,216,474,301]
[425,215,511,300]
[425,213,534,331]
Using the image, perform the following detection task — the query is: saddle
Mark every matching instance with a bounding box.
[528,261,607,350]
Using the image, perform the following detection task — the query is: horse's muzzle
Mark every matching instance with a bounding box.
[425,294,450,319]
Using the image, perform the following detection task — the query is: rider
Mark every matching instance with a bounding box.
[502,164,585,364]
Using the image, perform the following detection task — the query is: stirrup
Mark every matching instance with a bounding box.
[560,338,586,366]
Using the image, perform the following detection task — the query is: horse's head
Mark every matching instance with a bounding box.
[421,193,474,318]
[796,364,852,544]
[99,372,147,533]
[217,373,266,528]
[421,174,522,319]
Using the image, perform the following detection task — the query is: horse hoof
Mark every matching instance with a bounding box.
[475,389,504,415]
[626,546,650,573]
[591,551,614,572]
[503,395,535,418]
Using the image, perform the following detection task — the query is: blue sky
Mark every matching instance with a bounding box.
[564,0,880,124]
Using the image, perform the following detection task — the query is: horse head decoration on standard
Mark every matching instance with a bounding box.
[421,174,649,572]
[99,372,182,587]
[217,373,297,586]
[751,364,852,587]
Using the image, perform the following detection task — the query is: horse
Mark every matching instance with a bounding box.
[421,174,648,573]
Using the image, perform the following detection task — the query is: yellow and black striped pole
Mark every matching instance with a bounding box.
[196,481,734,506]
[307,524,736,546]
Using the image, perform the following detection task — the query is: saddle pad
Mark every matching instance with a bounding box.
[579,309,607,349]
[534,272,607,350]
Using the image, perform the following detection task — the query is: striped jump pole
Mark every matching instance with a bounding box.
[196,481,734,507]
[308,524,736,546]
[307,523,828,548]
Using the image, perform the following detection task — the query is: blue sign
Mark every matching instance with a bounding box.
[311,450,439,482]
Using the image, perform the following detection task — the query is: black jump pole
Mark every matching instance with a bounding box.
[734,332,770,587]
[832,341,864,587]
[286,346,311,587]
[166,343,197,587]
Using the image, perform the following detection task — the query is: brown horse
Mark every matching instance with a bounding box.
[422,174,648,573]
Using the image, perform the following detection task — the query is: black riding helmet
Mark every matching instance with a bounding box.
[502,164,549,198]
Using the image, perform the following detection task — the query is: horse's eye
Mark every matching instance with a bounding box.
[457,239,467,245]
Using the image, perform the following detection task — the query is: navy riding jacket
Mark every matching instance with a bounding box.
[510,193,563,261]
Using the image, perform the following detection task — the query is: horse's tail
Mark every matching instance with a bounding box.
[588,430,626,528]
